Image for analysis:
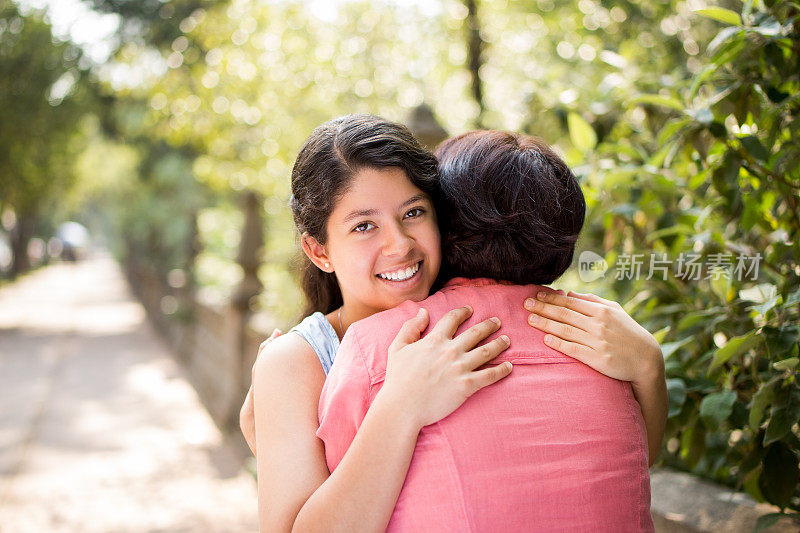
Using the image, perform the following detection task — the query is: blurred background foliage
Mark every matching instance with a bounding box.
[0,0,797,518]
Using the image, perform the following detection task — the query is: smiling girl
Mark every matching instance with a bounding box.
[244,115,665,531]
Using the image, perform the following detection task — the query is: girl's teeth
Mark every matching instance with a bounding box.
[380,262,419,281]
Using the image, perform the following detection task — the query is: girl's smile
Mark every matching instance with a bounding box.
[376,260,421,282]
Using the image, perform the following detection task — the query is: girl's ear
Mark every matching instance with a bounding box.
[301,232,334,273]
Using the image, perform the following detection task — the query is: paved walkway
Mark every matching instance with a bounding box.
[0,253,258,532]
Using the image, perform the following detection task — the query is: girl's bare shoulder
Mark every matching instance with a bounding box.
[253,331,325,392]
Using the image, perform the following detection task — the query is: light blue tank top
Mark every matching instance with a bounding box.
[289,312,340,375]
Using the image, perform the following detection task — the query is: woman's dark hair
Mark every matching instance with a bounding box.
[435,130,585,285]
[290,114,440,315]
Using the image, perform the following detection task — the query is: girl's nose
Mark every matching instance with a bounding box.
[382,224,414,257]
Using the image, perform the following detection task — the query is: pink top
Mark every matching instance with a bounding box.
[318,278,653,532]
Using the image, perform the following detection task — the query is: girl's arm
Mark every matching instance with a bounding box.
[523,290,667,466]
[254,306,512,532]
[240,328,282,457]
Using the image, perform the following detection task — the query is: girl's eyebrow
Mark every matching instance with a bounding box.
[400,194,429,209]
[342,209,378,223]
[342,194,429,223]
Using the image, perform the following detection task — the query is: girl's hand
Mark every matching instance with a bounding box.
[380,306,513,430]
[524,290,668,465]
[240,328,282,456]
[524,291,662,387]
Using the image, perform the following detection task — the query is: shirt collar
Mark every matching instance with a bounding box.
[443,277,514,289]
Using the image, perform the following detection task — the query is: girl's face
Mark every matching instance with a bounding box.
[304,166,441,321]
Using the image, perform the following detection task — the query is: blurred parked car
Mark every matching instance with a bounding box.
[56,222,90,262]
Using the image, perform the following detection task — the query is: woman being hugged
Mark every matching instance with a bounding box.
[245,115,666,532]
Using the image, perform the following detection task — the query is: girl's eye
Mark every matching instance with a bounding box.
[353,222,375,233]
[405,208,425,219]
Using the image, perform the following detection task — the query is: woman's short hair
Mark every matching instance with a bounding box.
[435,130,585,285]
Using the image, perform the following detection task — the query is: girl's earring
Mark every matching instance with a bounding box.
[324,262,331,271]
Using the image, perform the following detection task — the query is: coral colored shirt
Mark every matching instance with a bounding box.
[317,278,653,532]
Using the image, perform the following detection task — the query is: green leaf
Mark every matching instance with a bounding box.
[752,294,781,316]
[657,117,692,144]
[740,135,770,162]
[741,199,760,231]
[744,467,765,501]
[667,378,687,418]
[773,357,798,372]
[761,442,799,509]
[766,86,790,103]
[739,283,777,303]
[653,326,671,344]
[700,390,737,428]
[750,381,776,430]
[785,288,800,307]
[708,26,743,55]
[754,513,783,533]
[750,17,783,37]
[711,38,746,66]
[662,337,693,359]
[690,64,720,98]
[677,309,722,332]
[710,332,763,371]
[646,224,695,243]
[711,275,732,303]
[764,407,794,445]
[765,325,800,357]
[681,422,706,468]
[694,7,742,26]
[567,112,597,152]
[630,94,684,112]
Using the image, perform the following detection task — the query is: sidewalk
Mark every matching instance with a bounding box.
[0,253,258,532]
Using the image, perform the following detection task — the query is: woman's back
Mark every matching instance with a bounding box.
[318,278,653,532]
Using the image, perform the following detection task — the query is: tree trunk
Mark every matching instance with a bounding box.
[464,0,486,128]
[10,213,34,278]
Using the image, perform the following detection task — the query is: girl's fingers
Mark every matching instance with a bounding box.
[523,299,592,332]
[566,290,614,306]
[453,317,501,351]
[542,334,596,365]
[467,361,513,394]
[463,335,510,369]
[429,305,473,339]
[524,291,603,317]
[389,307,430,350]
[528,313,595,347]
[258,329,283,355]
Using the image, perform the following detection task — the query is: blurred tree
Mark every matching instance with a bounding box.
[83,1,225,304]
[0,3,91,276]
[464,0,486,127]
[88,0,222,49]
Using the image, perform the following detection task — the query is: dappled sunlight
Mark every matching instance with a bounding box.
[0,254,145,335]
